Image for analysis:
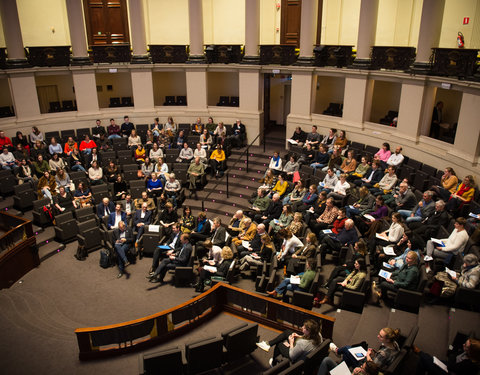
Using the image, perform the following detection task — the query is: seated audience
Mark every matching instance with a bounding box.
[97,197,115,220]
[267,259,316,300]
[194,246,234,292]
[209,144,226,178]
[386,146,404,167]
[112,221,134,278]
[319,258,367,305]
[239,234,275,272]
[305,125,321,149]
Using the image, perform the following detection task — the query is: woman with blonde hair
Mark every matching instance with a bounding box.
[331,327,400,370]
[194,246,234,292]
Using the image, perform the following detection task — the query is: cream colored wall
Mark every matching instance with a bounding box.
[270,76,288,125]
[95,72,133,109]
[321,0,360,46]
[313,75,345,114]
[145,0,189,45]
[375,0,421,46]
[34,74,75,102]
[152,72,187,106]
[203,0,245,44]
[439,0,480,48]
[207,72,239,105]
[369,80,401,123]
[435,87,463,125]
[17,0,70,46]
[259,0,280,44]
[0,13,5,48]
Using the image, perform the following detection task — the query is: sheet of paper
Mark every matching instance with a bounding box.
[468,212,480,219]
[323,229,333,234]
[383,246,396,255]
[363,214,375,221]
[290,275,301,285]
[347,346,367,360]
[445,267,457,278]
[149,225,160,232]
[378,269,392,279]
[431,238,445,247]
[329,361,351,375]
[287,139,298,145]
[376,233,387,240]
[241,240,251,250]
[433,356,448,373]
[204,265,217,273]
[383,262,394,269]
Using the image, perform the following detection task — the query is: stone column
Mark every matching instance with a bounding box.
[72,70,99,114]
[411,0,445,74]
[65,0,91,65]
[128,0,149,64]
[0,0,28,68]
[352,0,379,69]
[187,0,206,63]
[296,0,317,65]
[243,0,260,64]
[131,69,154,110]
[9,73,41,119]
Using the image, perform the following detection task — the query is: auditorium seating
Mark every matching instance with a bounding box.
[53,211,78,243]
[31,198,52,228]
[13,183,36,212]
[139,346,183,375]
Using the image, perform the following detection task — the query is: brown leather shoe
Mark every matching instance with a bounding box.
[319,296,330,304]
[267,290,277,297]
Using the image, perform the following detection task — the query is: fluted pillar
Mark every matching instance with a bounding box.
[411,0,445,74]
[243,0,260,64]
[0,0,28,68]
[352,0,379,69]
[187,0,206,63]
[65,0,91,65]
[128,0,149,63]
[296,0,317,65]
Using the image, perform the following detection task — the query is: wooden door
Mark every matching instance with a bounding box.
[280,0,301,46]
[83,0,130,46]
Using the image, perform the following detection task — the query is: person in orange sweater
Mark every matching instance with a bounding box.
[209,144,226,178]
[79,135,96,155]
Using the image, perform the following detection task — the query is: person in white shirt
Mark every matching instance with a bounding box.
[268,151,283,175]
[319,168,338,193]
[277,228,304,261]
[149,142,164,162]
[327,173,350,200]
[177,142,194,163]
[193,143,207,164]
[386,146,404,167]
[0,147,16,170]
[425,217,469,265]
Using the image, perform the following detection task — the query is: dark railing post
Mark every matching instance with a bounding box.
[226,172,229,198]
[201,200,204,212]
[246,150,249,173]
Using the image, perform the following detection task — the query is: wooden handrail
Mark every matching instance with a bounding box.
[75,282,335,360]
[0,212,37,289]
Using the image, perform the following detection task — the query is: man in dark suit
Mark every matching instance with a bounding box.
[354,160,383,188]
[254,193,283,228]
[112,221,134,278]
[148,223,182,275]
[132,202,152,245]
[97,197,115,220]
[148,233,192,284]
[229,119,246,148]
[107,203,127,229]
[430,101,443,139]
[195,217,227,259]
[120,115,135,138]
[410,199,450,248]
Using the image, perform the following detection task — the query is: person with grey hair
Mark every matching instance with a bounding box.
[254,193,283,227]
[454,254,480,289]
[410,199,450,247]
[398,190,435,223]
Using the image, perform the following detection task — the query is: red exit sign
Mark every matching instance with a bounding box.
[463,17,469,25]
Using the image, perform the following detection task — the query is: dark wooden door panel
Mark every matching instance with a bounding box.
[84,0,129,46]
[281,0,301,47]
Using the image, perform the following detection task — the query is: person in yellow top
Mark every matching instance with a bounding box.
[271,173,289,198]
[209,144,226,178]
[446,175,476,214]
[431,167,459,201]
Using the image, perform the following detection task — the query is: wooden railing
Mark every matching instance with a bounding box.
[0,212,37,289]
[370,46,416,72]
[149,45,189,63]
[314,45,353,68]
[205,45,243,63]
[26,46,71,67]
[430,48,478,79]
[260,45,297,65]
[75,282,335,360]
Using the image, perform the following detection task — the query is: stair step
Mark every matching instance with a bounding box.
[38,240,65,262]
